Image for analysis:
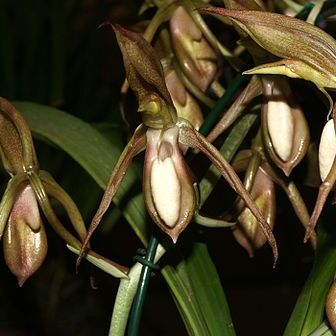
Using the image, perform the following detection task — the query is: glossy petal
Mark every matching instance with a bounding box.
[319,119,336,182]
[144,126,197,242]
[261,76,310,175]
[3,185,47,286]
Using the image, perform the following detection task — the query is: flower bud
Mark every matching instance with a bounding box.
[170,6,217,92]
[3,185,47,286]
[233,166,275,257]
[319,119,336,182]
[261,76,310,176]
[143,126,197,242]
[164,65,203,131]
[326,279,336,331]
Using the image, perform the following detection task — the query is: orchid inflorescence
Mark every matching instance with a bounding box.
[2,0,336,332]
[80,0,336,266]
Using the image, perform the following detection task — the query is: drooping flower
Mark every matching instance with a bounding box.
[144,126,197,242]
[305,115,336,241]
[0,97,128,283]
[79,25,278,266]
[3,184,47,286]
[261,76,310,175]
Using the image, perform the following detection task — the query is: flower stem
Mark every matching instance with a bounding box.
[199,73,246,136]
[127,235,159,336]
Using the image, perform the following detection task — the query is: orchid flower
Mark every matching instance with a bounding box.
[0,97,128,284]
[79,24,278,265]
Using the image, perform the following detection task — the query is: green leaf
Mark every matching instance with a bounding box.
[162,254,211,336]
[185,242,235,335]
[284,225,336,335]
[15,101,148,243]
[15,101,235,335]
[163,241,236,336]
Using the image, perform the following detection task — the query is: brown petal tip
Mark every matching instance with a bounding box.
[18,275,28,287]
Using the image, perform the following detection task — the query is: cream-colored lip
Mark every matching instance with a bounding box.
[319,119,336,181]
[267,100,293,162]
[151,156,181,227]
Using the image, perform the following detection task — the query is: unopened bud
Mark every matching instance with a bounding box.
[326,279,336,331]
[164,66,203,131]
[233,167,275,257]
[0,97,38,175]
[170,6,217,92]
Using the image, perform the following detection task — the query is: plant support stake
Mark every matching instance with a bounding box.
[127,235,159,336]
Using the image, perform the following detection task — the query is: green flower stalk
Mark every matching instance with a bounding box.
[79,24,278,266]
[206,75,262,143]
